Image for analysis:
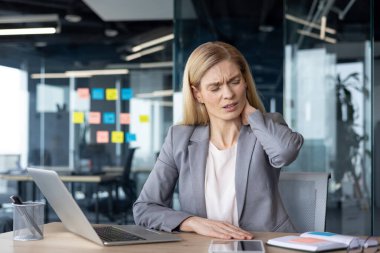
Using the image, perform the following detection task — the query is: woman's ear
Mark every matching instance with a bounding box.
[191,86,203,103]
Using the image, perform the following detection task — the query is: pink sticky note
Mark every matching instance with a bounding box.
[77,88,90,99]
[89,112,101,124]
[97,131,109,143]
[120,113,130,125]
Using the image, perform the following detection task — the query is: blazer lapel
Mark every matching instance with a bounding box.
[236,125,256,220]
[188,125,209,218]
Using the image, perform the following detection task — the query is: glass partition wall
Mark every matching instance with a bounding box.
[0,2,174,223]
[283,0,374,235]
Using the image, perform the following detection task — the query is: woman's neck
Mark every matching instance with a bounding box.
[209,118,241,150]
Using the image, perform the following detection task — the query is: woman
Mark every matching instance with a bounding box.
[133,41,303,239]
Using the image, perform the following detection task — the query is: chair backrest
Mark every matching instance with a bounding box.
[122,147,137,182]
[279,172,330,232]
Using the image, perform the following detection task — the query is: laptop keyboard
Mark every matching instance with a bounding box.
[93,226,146,242]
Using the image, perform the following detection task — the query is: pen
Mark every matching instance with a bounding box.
[10,195,43,237]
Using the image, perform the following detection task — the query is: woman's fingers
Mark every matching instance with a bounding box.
[180,216,254,240]
[215,223,253,239]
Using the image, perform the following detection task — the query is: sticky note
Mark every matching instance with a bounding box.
[77,88,90,99]
[103,112,115,124]
[73,112,84,124]
[290,238,327,244]
[120,113,130,125]
[126,133,137,142]
[91,88,104,100]
[112,131,124,143]
[89,112,101,124]
[121,88,133,100]
[106,88,118,100]
[139,115,149,123]
[97,131,109,143]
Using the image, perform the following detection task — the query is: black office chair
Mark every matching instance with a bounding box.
[89,147,138,223]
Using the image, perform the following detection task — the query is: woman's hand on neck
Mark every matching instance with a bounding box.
[241,98,257,125]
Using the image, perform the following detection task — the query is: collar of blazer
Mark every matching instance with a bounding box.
[187,124,256,220]
[189,124,253,142]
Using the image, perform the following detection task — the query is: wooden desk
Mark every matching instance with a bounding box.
[0,173,121,223]
[0,222,360,253]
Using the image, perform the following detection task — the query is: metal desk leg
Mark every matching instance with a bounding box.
[95,184,99,223]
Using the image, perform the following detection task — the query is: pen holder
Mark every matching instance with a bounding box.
[12,202,45,241]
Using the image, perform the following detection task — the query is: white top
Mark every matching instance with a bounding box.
[205,142,239,226]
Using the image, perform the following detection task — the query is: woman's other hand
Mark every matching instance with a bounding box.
[179,216,253,240]
[241,98,257,125]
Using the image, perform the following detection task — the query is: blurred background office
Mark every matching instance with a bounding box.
[0,0,379,236]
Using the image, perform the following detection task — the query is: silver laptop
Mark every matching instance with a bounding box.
[27,167,181,246]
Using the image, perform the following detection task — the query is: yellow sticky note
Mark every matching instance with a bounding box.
[73,112,84,124]
[112,131,124,143]
[139,115,149,123]
[106,88,118,100]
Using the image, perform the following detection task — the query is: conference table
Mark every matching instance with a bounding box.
[0,172,122,223]
[0,222,370,253]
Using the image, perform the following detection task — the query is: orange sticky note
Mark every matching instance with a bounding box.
[77,88,90,99]
[120,113,130,125]
[139,114,149,123]
[73,112,84,124]
[290,238,328,244]
[88,112,101,124]
[112,131,124,143]
[106,88,118,100]
[96,131,109,143]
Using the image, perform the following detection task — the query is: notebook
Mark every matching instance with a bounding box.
[267,231,379,252]
[27,167,181,246]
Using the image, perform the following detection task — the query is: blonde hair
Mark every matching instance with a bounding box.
[181,41,266,125]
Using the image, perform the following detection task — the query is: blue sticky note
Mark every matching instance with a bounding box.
[126,133,136,142]
[92,88,104,100]
[121,88,133,100]
[103,112,115,124]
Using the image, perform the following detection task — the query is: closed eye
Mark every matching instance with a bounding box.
[209,85,220,92]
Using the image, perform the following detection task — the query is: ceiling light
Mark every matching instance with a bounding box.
[65,69,129,77]
[0,14,59,23]
[0,27,57,36]
[132,34,174,52]
[297,29,336,44]
[31,69,129,79]
[104,28,118,37]
[0,14,60,36]
[106,61,173,69]
[285,14,336,34]
[35,41,48,47]
[64,14,82,23]
[125,45,165,61]
[259,25,274,32]
[136,89,173,98]
[320,16,326,39]
[31,73,68,79]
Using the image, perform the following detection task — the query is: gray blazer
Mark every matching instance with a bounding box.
[133,111,304,233]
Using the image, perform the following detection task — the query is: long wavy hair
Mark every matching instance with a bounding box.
[181,41,266,125]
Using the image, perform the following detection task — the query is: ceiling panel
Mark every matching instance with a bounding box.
[83,0,173,21]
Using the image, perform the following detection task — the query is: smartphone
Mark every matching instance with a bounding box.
[208,240,266,253]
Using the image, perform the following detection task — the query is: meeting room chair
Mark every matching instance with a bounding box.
[92,147,138,223]
[278,171,330,232]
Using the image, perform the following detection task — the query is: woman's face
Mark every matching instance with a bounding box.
[193,60,247,124]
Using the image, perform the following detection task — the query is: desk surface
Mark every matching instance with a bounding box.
[0,222,357,253]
